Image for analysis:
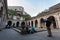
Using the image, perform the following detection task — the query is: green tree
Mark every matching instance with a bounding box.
[8,9,14,15]
[23,14,31,20]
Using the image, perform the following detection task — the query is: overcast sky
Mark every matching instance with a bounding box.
[7,0,60,17]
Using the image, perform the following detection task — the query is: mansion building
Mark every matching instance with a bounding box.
[8,6,27,27]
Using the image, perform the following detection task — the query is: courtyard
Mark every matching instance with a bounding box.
[0,29,60,40]
[1,0,60,40]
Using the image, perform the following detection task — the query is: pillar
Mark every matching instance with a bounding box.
[37,19,40,27]
[55,15,60,28]
[30,21,31,27]
[33,20,35,27]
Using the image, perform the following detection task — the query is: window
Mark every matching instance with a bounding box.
[13,16,17,20]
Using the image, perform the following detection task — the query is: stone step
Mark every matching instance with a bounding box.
[13,28,21,32]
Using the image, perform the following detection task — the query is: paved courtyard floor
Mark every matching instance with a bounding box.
[0,29,60,40]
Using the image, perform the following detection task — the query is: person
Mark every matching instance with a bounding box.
[13,23,15,28]
[26,25,30,33]
[46,18,52,37]
[6,21,12,28]
[31,26,36,33]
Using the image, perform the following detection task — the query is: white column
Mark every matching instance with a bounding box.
[30,21,31,27]
[33,20,35,27]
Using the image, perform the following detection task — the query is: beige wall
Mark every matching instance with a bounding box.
[27,11,60,29]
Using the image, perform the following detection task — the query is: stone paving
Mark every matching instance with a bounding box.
[0,29,60,40]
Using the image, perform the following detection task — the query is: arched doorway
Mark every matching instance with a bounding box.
[47,16,56,28]
[7,21,12,26]
[21,22,25,29]
[35,20,38,27]
[29,22,30,26]
[31,21,33,26]
[16,21,19,27]
[40,18,45,28]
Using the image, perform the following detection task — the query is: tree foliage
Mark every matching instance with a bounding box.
[23,14,31,20]
[8,9,14,15]
[8,9,31,20]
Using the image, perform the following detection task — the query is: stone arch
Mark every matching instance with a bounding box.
[7,21,12,27]
[16,21,19,27]
[29,22,30,26]
[40,18,45,28]
[47,16,56,28]
[21,21,25,29]
[31,21,33,26]
[35,20,38,27]
[40,18,45,23]
[21,22,25,26]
